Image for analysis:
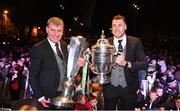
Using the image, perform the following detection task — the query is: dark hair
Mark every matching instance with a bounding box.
[174,94,180,100]
[89,93,97,101]
[112,15,127,24]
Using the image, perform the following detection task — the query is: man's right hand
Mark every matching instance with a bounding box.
[39,98,50,107]
[89,64,97,74]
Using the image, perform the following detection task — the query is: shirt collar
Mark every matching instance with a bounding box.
[113,34,127,51]
[47,38,61,54]
[47,37,60,47]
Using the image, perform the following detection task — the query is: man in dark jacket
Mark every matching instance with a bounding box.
[29,17,86,109]
[102,15,148,110]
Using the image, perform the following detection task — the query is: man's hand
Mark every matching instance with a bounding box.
[77,57,86,67]
[115,54,126,66]
[89,64,97,74]
[39,98,50,107]
[115,55,131,68]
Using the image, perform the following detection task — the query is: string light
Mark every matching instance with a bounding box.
[74,16,78,21]
[132,3,140,10]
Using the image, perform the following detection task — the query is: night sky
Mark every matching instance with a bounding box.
[1,0,180,32]
[1,0,180,48]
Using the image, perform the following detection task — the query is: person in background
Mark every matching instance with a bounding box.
[167,94,180,110]
[155,86,168,110]
[74,90,93,111]
[74,73,82,91]
[89,82,104,110]
[7,60,25,101]
[173,94,180,110]
[165,77,178,94]
[89,94,98,111]
[29,17,86,109]
[135,88,159,110]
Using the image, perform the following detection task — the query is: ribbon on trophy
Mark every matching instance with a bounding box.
[81,52,90,94]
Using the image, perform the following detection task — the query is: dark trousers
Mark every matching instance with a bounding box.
[103,84,136,110]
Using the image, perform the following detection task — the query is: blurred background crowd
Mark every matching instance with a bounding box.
[0,43,180,110]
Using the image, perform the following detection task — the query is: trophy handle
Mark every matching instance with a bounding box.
[83,48,100,75]
[83,48,91,64]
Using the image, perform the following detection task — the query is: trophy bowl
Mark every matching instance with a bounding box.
[91,31,114,84]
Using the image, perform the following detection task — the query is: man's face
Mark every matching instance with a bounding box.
[156,88,163,97]
[90,99,98,107]
[46,23,64,43]
[75,74,81,82]
[170,67,176,73]
[112,19,127,38]
[176,99,180,108]
[151,59,157,65]
[77,94,86,104]
[150,92,158,101]
[17,60,23,67]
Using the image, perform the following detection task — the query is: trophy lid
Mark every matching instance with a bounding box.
[92,30,113,50]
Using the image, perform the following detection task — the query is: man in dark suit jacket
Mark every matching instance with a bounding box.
[29,17,86,108]
[102,15,148,110]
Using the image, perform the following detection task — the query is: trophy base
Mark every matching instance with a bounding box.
[50,96,74,109]
[92,75,110,84]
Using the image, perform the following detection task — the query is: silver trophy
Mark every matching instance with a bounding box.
[50,36,86,109]
[91,30,114,84]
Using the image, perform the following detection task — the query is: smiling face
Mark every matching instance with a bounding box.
[46,17,64,43]
[111,15,127,38]
[150,91,158,101]
[46,24,64,43]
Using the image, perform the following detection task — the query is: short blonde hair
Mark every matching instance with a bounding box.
[47,17,64,27]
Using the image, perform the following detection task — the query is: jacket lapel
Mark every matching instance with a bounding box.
[44,39,60,73]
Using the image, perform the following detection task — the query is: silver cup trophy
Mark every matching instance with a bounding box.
[91,31,114,84]
[50,36,86,109]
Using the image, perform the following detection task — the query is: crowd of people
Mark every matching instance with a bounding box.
[0,15,180,110]
[0,45,33,107]
[134,51,180,110]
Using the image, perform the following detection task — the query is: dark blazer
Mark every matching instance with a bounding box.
[29,39,68,99]
[107,36,148,94]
